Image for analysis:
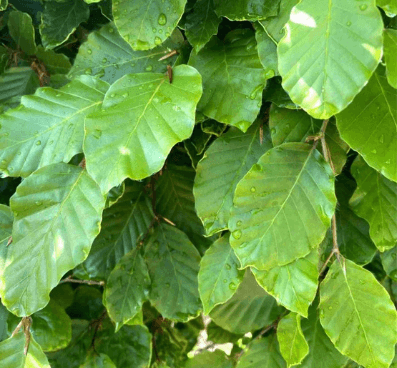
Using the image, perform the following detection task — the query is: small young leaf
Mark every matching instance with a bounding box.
[229,143,336,270]
[198,234,245,315]
[104,248,150,332]
[320,259,397,368]
[277,313,309,367]
[0,163,105,316]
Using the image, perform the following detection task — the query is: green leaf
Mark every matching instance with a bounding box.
[35,46,72,75]
[207,321,242,344]
[334,174,377,265]
[381,246,397,280]
[0,46,8,75]
[252,250,319,318]
[104,248,150,332]
[79,181,153,280]
[8,10,36,55]
[0,76,109,178]
[269,106,349,175]
[229,142,336,270]
[377,0,397,15]
[50,283,75,309]
[384,29,397,89]
[277,0,383,119]
[277,312,309,367]
[84,64,202,194]
[198,234,245,315]
[105,182,125,209]
[194,120,272,236]
[0,332,51,367]
[336,67,397,182]
[39,0,90,49]
[96,325,152,368]
[7,300,72,352]
[349,156,397,252]
[0,204,13,271]
[68,22,184,84]
[0,67,39,104]
[66,286,104,321]
[188,29,267,132]
[319,258,397,368]
[185,0,221,53]
[262,77,299,109]
[259,0,299,43]
[254,23,278,78]
[80,353,117,368]
[300,298,348,368]
[112,0,187,50]
[213,0,281,21]
[144,223,202,321]
[0,302,9,342]
[186,350,233,368]
[0,163,105,316]
[155,164,213,253]
[0,0,7,11]
[210,270,284,334]
[236,335,286,368]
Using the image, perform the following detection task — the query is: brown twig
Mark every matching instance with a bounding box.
[78,159,86,169]
[12,317,32,355]
[166,65,173,84]
[6,236,12,246]
[158,50,178,61]
[60,275,104,286]
[90,310,107,352]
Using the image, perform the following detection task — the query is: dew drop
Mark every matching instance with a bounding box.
[346,21,352,26]
[110,93,116,98]
[371,149,377,154]
[359,4,367,10]
[229,282,237,290]
[122,92,129,98]
[225,264,231,270]
[328,306,333,310]
[158,13,167,25]
[36,140,42,146]
[265,69,275,78]
[154,37,162,45]
[270,127,276,134]
[102,58,108,63]
[223,279,228,283]
[87,49,92,54]
[109,27,114,33]
[145,65,153,72]
[251,163,262,172]
[35,201,42,206]
[236,220,242,227]
[165,283,170,287]
[93,129,102,139]
[250,186,256,193]
[232,230,242,239]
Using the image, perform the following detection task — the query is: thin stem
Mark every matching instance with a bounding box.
[60,276,104,286]
[90,310,107,352]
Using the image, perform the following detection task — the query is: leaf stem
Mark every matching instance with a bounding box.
[59,276,104,286]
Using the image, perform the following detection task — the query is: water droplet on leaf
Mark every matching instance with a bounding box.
[158,13,167,25]
[232,230,242,239]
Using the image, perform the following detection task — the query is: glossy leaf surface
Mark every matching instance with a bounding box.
[85,65,202,193]
[320,259,397,368]
[0,163,105,316]
[229,143,336,270]
[194,120,272,236]
[278,0,383,118]
[384,29,397,88]
[189,30,266,132]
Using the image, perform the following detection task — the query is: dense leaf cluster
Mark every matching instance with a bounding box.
[0,0,396,367]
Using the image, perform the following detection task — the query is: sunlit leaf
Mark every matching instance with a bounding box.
[0,163,105,316]
[320,258,397,368]
[194,120,272,236]
[186,350,233,368]
[213,0,280,21]
[189,30,267,132]
[0,76,109,178]
[254,23,278,78]
[278,0,383,119]
[84,65,202,194]
[384,29,397,88]
[336,67,397,182]
[229,142,336,270]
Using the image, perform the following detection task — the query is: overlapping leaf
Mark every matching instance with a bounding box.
[113,0,186,50]
[0,76,109,178]
[0,205,12,274]
[0,163,105,316]
[144,223,202,321]
[194,120,272,236]
[229,142,336,270]
[185,0,221,53]
[39,0,90,49]
[8,10,36,55]
[210,271,284,334]
[189,29,267,132]
[104,248,150,331]
[252,250,319,317]
[336,67,397,182]
[0,332,51,367]
[198,234,245,315]
[68,22,184,84]
[6,300,72,352]
[186,350,233,368]
[254,23,278,78]
[236,335,286,368]
[155,164,213,253]
[377,0,397,15]
[381,247,397,280]
[35,46,71,75]
[269,106,349,174]
[79,182,153,280]
[278,0,383,118]
[213,0,280,21]
[320,259,397,368]
[80,353,117,368]
[84,65,202,194]
[277,313,309,367]
[349,156,397,251]
[384,29,397,88]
